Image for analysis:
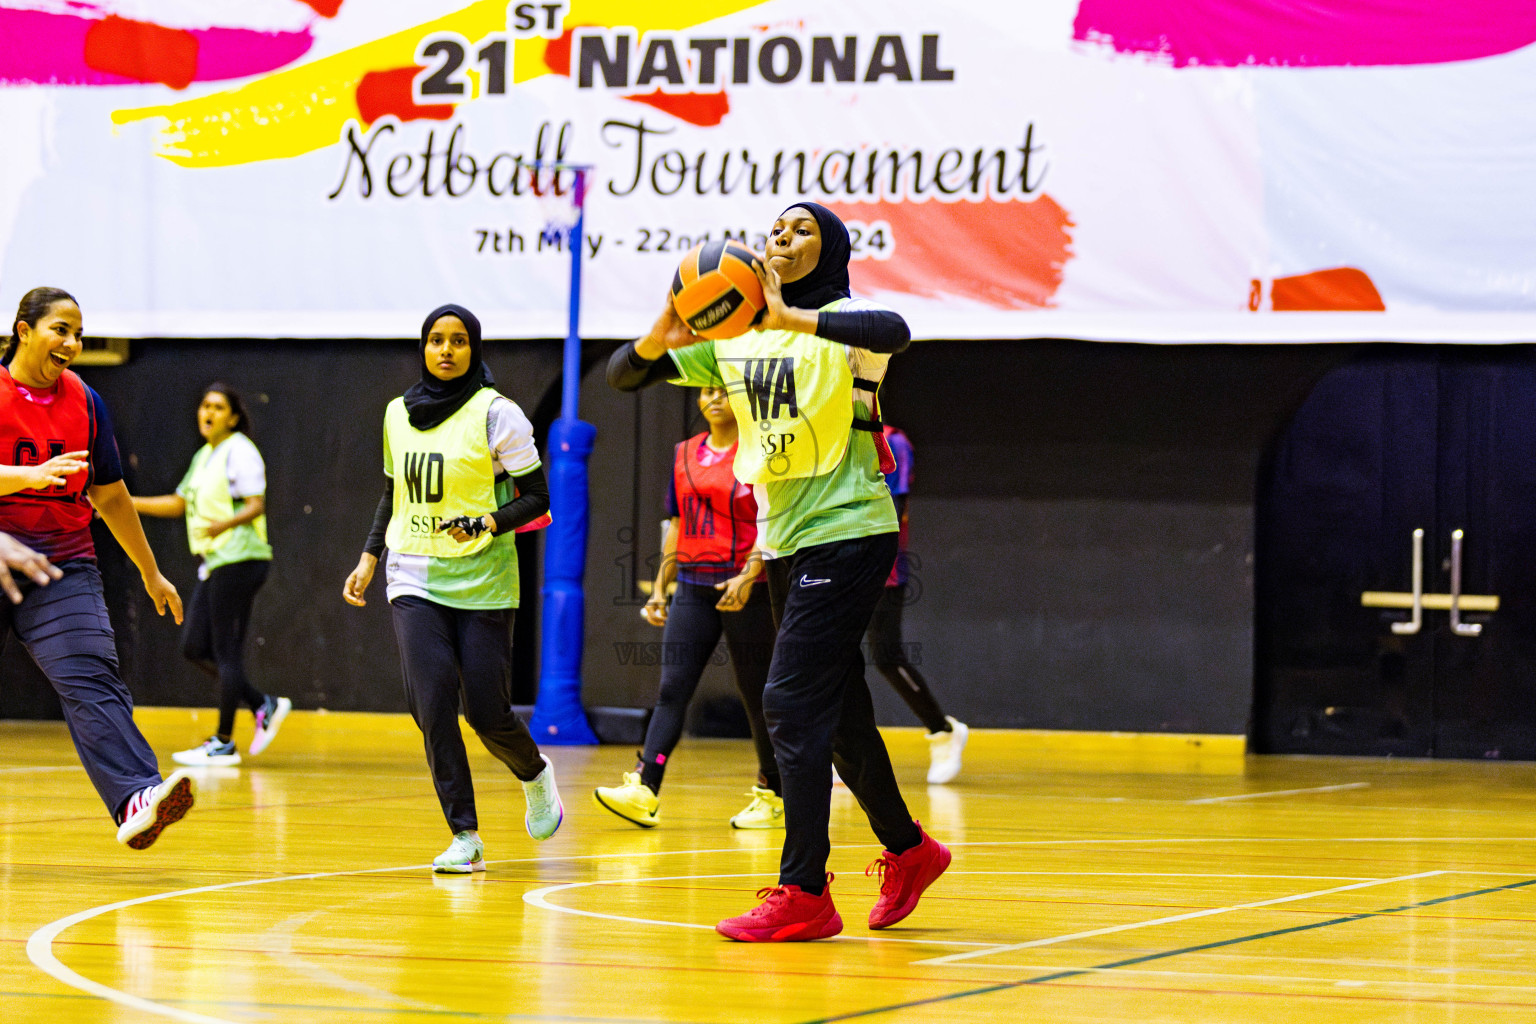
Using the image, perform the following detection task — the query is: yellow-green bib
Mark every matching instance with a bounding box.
[182,439,271,566]
[717,297,854,484]
[384,388,498,558]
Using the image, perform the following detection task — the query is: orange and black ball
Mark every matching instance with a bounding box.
[670,240,768,340]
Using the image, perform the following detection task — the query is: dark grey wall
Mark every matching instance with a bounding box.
[0,337,1347,735]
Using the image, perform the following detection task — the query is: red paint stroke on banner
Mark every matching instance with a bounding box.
[297,0,345,17]
[621,89,731,127]
[543,27,731,127]
[0,8,313,87]
[356,68,455,125]
[84,16,198,89]
[1271,267,1385,311]
[1072,0,1536,67]
[542,27,581,74]
[828,199,1074,309]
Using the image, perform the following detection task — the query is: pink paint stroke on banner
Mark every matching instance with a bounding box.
[0,7,315,87]
[1073,0,1536,68]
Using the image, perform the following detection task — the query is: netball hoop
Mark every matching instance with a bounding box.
[528,161,600,745]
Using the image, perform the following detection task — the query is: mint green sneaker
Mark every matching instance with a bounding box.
[523,755,564,841]
[433,830,484,874]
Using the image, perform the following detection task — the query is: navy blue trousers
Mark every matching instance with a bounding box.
[390,596,545,834]
[0,563,161,820]
[764,533,919,893]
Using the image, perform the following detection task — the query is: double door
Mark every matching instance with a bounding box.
[1254,347,1536,758]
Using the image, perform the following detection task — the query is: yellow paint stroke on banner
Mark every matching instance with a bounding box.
[508,0,762,84]
[111,0,767,168]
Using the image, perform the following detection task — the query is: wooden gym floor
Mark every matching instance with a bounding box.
[6,709,1536,1023]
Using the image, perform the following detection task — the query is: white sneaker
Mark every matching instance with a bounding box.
[730,786,785,829]
[248,696,291,756]
[926,717,969,784]
[523,754,564,841]
[172,736,241,767]
[433,830,485,873]
[116,769,196,849]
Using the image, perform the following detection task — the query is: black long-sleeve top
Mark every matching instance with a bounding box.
[607,306,910,392]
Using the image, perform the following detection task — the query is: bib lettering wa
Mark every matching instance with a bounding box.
[384,389,499,558]
[717,298,855,484]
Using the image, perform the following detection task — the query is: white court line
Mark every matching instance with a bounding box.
[24,842,986,1022]
[523,873,1000,947]
[912,870,1446,965]
[25,833,1518,1023]
[26,862,440,1024]
[261,901,447,1012]
[1188,782,1370,804]
[0,765,81,773]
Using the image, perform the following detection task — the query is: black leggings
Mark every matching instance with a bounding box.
[181,558,270,740]
[390,596,546,834]
[866,586,949,733]
[639,581,777,794]
[764,533,919,894]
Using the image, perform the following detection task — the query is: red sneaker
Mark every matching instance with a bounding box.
[716,873,843,942]
[867,824,951,929]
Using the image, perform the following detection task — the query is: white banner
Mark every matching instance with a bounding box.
[2,0,1534,341]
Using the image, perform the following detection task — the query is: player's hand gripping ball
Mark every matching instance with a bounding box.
[670,240,767,340]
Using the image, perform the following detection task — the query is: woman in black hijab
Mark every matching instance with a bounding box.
[343,304,562,873]
[608,203,948,944]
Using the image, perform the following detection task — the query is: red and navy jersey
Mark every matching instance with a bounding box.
[0,367,124,563]
[666,434,759,585]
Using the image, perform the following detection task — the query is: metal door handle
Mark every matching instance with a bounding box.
[1391,528,1424,635]
[1450,529,1482,637]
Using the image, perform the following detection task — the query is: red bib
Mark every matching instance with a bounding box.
[673,434,758,580]
[0,367,99,561]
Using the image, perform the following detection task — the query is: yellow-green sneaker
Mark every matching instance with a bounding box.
[593,771,659,828]
[730,786,785,829]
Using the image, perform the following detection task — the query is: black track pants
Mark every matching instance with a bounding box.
[866,586,949,734]
[181,558,270,739]
[390,596,545,834]
[764,533,920,893]
[640,581,778,793]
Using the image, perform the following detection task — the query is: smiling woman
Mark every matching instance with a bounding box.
[0,286,196,851]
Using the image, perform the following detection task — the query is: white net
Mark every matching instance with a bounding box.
[529,164,585,235]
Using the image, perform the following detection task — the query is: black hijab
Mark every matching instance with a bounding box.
[404,303,494,430]
[777,202,851,311]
